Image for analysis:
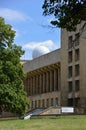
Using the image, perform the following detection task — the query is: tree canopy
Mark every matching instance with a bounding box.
[0,17,29,115]
[42,0,86,31]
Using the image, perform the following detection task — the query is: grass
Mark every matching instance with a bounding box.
[0,116,86,130]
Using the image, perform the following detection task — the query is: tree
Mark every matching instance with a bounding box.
[42,0,86,31]
[0,17,29,116]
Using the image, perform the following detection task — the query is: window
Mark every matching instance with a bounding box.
[75,98,80,107]
[42,99,45,107]
[75,80,80,91]
[75,49,79,61]
[35,100,37,108]
[68,81,72,92]
[75,33,80,46]
[68,66,72,78]
[38,100,40,108]
[46,99,49,107]
[68,99,73,106]
[68,51,72,63]
[75,64,79,76]
[55,97,58,107]
[68,36,73,49]
[51,98,53,106]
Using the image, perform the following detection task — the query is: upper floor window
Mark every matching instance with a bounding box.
[68,36,73,49]
[75,80,80,91]
[68,66,72,78]
[75,64,80,76]
[68,81,72,92]
[75,33,80,46]
[68,51,72,63]
[75,49,79,61]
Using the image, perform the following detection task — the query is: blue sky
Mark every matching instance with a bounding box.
[0,0,60,60]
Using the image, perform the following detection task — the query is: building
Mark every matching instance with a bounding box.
[61,22,86,114]
[23,23,86,114]
[24,49,61,109]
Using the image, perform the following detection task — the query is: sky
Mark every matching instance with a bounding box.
[0,0,60,60]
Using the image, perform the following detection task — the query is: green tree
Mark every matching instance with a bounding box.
[0,17,29,116]
[42,0,86,31]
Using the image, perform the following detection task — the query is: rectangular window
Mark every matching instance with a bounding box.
[68,66,72,78]
[68,51,72,63]
[46,99,49,107]
[55,97,58,107]
[75,49,79,61]
[35,100,37,108]
[68,36,73,49]
[75,33,80,46]
[42,99,45,107]
[75,80,80,91]
[68,81,72,92]
[75,64,79,76]
[68,99,73,106]
[38,100,40,108]
[51,98,53,106]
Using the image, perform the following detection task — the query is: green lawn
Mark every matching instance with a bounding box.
[0,116,86,130]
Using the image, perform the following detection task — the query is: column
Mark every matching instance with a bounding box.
[34,76,36,94]
[30,77,32,95]
[39,74,42,94]
[38,75,40,94]
[44,73,46,93]
[58,68,60,90]
[43,73,46,93]
[46,71,50,92]
[36,75,38,94]
[50,70,54,92]
[31,77,33,95]
[46,72,48,92]
[54,69,58,91]
[33,76,35,95]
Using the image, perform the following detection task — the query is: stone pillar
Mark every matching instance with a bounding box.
[32,77,33,95]
[44,73,46,93]
[38,75,40,94]
[34,76,36,94]
[36,75,38,94]
[50,70,54,91]
[41,74,43,93]
[39,74,42,94]
[46,72,48,92]
[54,69,58,91]
[58,68,60,90]
[33,76,35,95]
[30,77,33,95]
[43,73,46,93]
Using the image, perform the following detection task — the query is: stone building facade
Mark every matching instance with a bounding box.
[23,23,86,114]
[61,23,86,113]
[24,49,61,110]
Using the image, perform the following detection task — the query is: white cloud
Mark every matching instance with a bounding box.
[0,8,32,22]
[23,40,59,51]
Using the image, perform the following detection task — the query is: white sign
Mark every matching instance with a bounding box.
[61,107,74,113]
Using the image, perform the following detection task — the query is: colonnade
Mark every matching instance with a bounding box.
[25,66,60,96]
